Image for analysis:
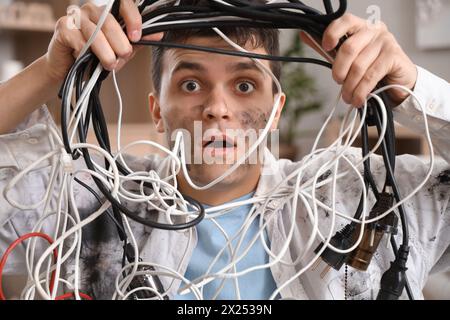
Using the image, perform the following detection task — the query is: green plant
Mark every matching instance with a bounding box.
[280,33,322,146]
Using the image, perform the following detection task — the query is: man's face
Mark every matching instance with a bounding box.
[150,36,285,187]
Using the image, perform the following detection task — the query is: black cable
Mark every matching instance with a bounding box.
[137,39,333,68]
[141,3,322,22]
[323,0,334,15]
[360,110,381,202]
[370,97,413,300]
[354,111,381,221]
[111,0,121,18]
[372,103,409,246]
[74,177,127,240]
[209,0,347,24]
[135,0,346,40]
[59,52,93,155]
[390,235,414,300]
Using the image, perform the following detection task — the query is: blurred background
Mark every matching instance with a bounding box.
[0,0,449,299]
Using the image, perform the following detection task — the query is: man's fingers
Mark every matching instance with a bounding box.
[87,8,134,60]
[120,1,164,42]
[322,13,364,51]
[120,0,143,42]
[70,31,88,59]
[142,32,164,42]
[80,15,117,70]
[341,40,383,104]
[73,1,163,71]
[332,28,377,84]
[56,17,87,58]
[351,51,391,107]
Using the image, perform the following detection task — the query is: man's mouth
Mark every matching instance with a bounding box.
[202,135,237,157]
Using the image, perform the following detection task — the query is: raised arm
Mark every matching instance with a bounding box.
[0,0,162,134]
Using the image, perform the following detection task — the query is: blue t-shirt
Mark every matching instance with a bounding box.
[175,193,277,300]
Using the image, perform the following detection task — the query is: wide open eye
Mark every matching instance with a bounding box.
[235,81,255,94]
[181,80,201,93]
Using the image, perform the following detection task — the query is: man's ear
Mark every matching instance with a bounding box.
[271,92,286,131]
[149,93,165,133]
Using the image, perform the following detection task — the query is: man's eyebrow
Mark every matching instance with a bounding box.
[172,61,206,74]
[229,62,265,76]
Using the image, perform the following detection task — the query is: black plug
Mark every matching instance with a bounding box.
[376,244,409,300]
[313,222,356,278]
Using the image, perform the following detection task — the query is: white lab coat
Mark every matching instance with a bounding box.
[0,66,449,300]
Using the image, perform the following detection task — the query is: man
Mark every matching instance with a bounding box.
[0,0,449,300]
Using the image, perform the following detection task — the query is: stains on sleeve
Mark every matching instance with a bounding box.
[317,170,332,184]
[437,170,450,185]
[427,169,450,203]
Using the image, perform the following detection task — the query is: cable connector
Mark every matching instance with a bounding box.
[60,149,74,173]
[312,222,357,278]
[124,243,168,300]
[347,192,397,271]
[376,244,409,300]
[127,264,168,300]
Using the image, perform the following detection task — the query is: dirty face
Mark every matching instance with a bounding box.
[150,37,285,187]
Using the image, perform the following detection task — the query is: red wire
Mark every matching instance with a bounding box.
[0,232,94,301]
[55,292,93,300]
[0,232,58,300]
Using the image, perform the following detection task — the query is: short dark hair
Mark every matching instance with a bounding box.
[151,0,281,95]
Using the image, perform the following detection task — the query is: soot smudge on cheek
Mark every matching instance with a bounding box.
[239,110,270,129]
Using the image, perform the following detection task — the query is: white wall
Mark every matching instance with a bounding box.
[288,0,450,156]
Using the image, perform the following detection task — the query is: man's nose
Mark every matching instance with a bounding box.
[202,87,231,121]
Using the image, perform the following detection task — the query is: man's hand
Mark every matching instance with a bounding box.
[301,13,417,107]
[0,0,163,134]
[45,0,162,82]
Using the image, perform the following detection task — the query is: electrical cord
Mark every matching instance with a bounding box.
[137,40,333,68]
[0,233,57,300]
[371,101,413,300]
